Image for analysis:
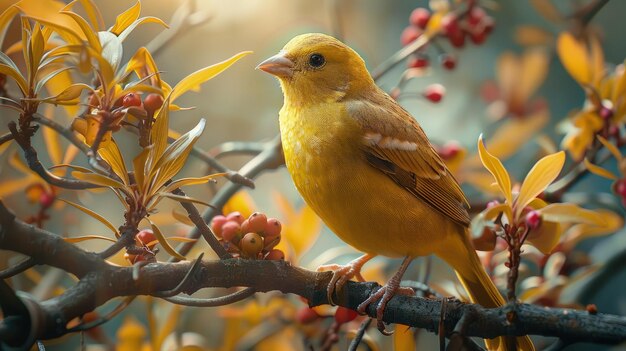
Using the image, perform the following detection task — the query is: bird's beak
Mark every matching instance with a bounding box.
[256,51,294,78]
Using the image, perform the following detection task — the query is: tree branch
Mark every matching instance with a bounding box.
[1,200,625,348]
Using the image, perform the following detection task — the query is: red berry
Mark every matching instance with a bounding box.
[448,30,466,47]
[296,307,320,324]
[334,306,358,324]
[482,16,495,35]
[440,54,456,70]
[423,84,445,103]
[136,229,156,248]
[122,93,142,107]
[469,30,487,45]
[240,232,264,258]
[265,249,285,260]
[247,212,268,233]
[441,13,460,36]
[468,6,486,26]
[221,221,241,242]
[600,105,614,120]
[39,191,55,208]
[409,8,430,29]
[211,215,228,237]
[401,26,421,46]
[407,54,429,69]
[226,211,245,224]
[265,218,282,237]
[614,179,626,196]
[143,93,164,115]
[525,210,542,230]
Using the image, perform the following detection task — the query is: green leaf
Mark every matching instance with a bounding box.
[170,51,252,102]
[59,198,120,238]
[147,218,185,260]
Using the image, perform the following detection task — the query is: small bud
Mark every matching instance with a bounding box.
[613,179,626,197]
[600,102,614,120]
[423,84,445,103]
[525,210,542,230]
[39,191,55,209]
[586,304,598,315]
[486,200,500,209]
[409,8,431,29]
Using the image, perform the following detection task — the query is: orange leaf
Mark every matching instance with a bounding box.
[557,32,591,85]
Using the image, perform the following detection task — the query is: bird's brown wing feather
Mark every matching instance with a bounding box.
[346,95,470,227]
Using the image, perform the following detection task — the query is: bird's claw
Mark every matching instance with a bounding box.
[317,254,374,305]
[357,284,398,335]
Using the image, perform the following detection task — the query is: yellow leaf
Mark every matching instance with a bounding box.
[109,1,140,36]
[117,16,168,43]
[0,63,28,95]
[477,134,513,205]
[59,11,102,52]
[589,34,605,85]
[564,209,623,250]
[161,173,226,194]
[156,192,212,208]
[515,151,565,218]
[64,235,117,243]
[0,6,20,47]
[496,52,518,101]
[538,203,606,225]
[149,119,206,193]
[59,198,120,237]
[482,202,513,224]
[514,25,553,46]
[583,158,617,180]
[596,135,622,161]
[557,32,591,85]
[529,0,563,23]
[526,220,562,254]
[170,51,252,102]
[71,170,125,189]
[517,49,549,105]
[43,82,92,103]
[147,219,185,260]
[483,108,548,161]
[0,178,38,198]
[222,191,256,218]
[275,194,321,260]
[171,210,194,226]
[133,147,150,193]
[147,96,170,175]
[166,236,197,243]
[76,0,104,31]
[98,139,129,186]
[392,325,415,351]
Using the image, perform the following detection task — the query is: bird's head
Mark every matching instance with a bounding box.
[257,33,374,105]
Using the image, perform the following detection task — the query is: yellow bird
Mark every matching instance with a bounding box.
[258,33,534,351]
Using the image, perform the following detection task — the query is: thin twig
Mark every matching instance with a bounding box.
[347,318,372,351]
[163,287,256,307]
[153,253,205,297]
[0,257,36,279]
[0,132,13,146]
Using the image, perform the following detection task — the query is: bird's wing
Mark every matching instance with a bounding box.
[346,95,470,227]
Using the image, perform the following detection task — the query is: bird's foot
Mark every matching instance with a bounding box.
[356,256,414,335]
[317,254,375,305]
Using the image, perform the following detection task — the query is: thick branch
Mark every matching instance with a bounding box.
[1,201,625,346]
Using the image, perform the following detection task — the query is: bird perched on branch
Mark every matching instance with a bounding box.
[258,33,533,351]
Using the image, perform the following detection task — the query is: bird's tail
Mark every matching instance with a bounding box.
[437,229,535,351]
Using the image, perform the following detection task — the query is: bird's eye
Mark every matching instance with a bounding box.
[308,53,326,68]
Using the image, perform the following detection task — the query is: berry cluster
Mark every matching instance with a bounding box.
[124,229,158,264]
[211,211,285,260]
[399,3,495,104]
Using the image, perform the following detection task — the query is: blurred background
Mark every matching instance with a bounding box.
[1,0,626,350]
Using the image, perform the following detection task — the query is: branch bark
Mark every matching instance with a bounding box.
[1,201,625,348]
